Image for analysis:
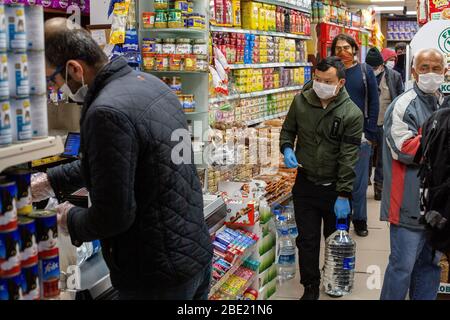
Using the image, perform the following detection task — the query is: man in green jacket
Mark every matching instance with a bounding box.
[280,56,363,300]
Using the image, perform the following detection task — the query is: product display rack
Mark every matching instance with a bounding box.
[210,25,311,40]
[137,0,210,159]
[228,62,311,69]
[210,85,304,103]
[255,0,311,14]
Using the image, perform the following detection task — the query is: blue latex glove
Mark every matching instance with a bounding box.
[334,197,351,219]
[283,147,299,168]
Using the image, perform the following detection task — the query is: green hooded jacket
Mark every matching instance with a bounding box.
[280,81,364,196]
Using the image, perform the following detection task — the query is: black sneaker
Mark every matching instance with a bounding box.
[300,285,320,300]
[353,220,369,237]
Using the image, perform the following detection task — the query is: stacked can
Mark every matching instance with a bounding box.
[26,4,47,139]
[29,210,60,299]
[0,4,12,147]
[0,168,41,300]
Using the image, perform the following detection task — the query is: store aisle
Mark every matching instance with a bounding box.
[275,187,390,300]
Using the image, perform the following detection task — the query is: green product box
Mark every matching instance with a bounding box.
[258,246,276,274]
[258,231,276,256]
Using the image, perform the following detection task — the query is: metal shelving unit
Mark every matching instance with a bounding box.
[210,85,303,104]
[210,25,311,40]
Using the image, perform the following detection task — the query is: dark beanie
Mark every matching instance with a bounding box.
[365,47,384,67]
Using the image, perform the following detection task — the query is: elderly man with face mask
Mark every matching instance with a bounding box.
[280,56,363,300]
[380,48,449,300]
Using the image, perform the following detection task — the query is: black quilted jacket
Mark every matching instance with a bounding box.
[47,57,213,289]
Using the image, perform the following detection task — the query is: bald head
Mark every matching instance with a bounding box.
[45,18,80,40]
[413,48,446,69]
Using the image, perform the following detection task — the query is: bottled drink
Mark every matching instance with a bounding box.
[277,217,296,282]
[284,206,298,238]
[273,208,285,236]
[323,222,356,297]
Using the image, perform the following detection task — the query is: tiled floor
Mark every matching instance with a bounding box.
[274,185,390,300]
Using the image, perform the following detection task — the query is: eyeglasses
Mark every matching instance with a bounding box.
[335,45,352,52]
[46,64,65,85]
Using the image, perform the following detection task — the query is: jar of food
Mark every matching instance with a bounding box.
[155,10,168,28]
[142,12,155,28]
[154,39,163,54]
[174,0,189,13]
[187,0,194,13]
[188,14,206,29]
[142,38,156,53]
[183,54,197,71]
[154,0,168,10]
[193,39,208,56]
[196,57,208,72]
[155,54,169,71]
[182,13,189,27]
[176,38,192,55]
[162,38,176,54]
[168,9,183,28]
[170,77,182,94]
[142,53,155,70]
[169,54,182,71]
[183,94,195,113]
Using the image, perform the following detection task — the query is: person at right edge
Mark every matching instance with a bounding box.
[381,48,449,300]
[280,57,363,300]
[331,34,380,237]
[365,47,404,201]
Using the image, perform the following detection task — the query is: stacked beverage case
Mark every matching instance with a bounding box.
[0,1,48,148]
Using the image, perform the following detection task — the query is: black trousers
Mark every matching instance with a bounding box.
[292,174,339,287]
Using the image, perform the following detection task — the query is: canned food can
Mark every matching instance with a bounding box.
[29,210,58,258]
[0,179,18,232]
[18,217,38,266]
[0,5,6,52]
[10,97,32,143]
[0,53,9,98]
[25,5,44,50]
[0,99,12,147]
[38,253,60,298]
[5,169,32,215]
[0,272,23,300]
[0,229,21,277]
[7,52,29,97]
[21,263,39,300]
[6,4,27,51]
[30,94,48,138]
[27,51,46,95]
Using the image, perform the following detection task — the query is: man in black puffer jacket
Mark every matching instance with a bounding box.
[33,19,213,299]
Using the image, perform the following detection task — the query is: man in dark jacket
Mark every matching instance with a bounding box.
[280,57,363,300]
[32,19,213,299]
[331,34,380,237]
[365,47,404,201]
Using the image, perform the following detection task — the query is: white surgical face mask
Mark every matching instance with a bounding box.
[61,63,88,103]
[386,61,395,69]
[313,80,338,100]
[417,72,445,94]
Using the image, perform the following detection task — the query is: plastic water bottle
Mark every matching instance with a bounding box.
[273,209,285,236]
[323,221,356,297]
[284,206,298,238]
[277,217,296,282]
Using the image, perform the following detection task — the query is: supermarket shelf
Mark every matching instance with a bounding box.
[210,26,311,40]
[0,136,64,173]
[245,111,288,126]
[439,283,450,295]
[219,272,258,300]
[229,62,311,70]
[145,70,208,75]
[184,111,209,115]
[314,21,372,33]
[255,0,311,14]
[140,28,207,36]
[210,85,303,104]
[208,243,257,299]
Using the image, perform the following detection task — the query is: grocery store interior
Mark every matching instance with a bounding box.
[0,0,449,301]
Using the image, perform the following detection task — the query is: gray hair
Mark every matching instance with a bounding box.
[413,48,446,69]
